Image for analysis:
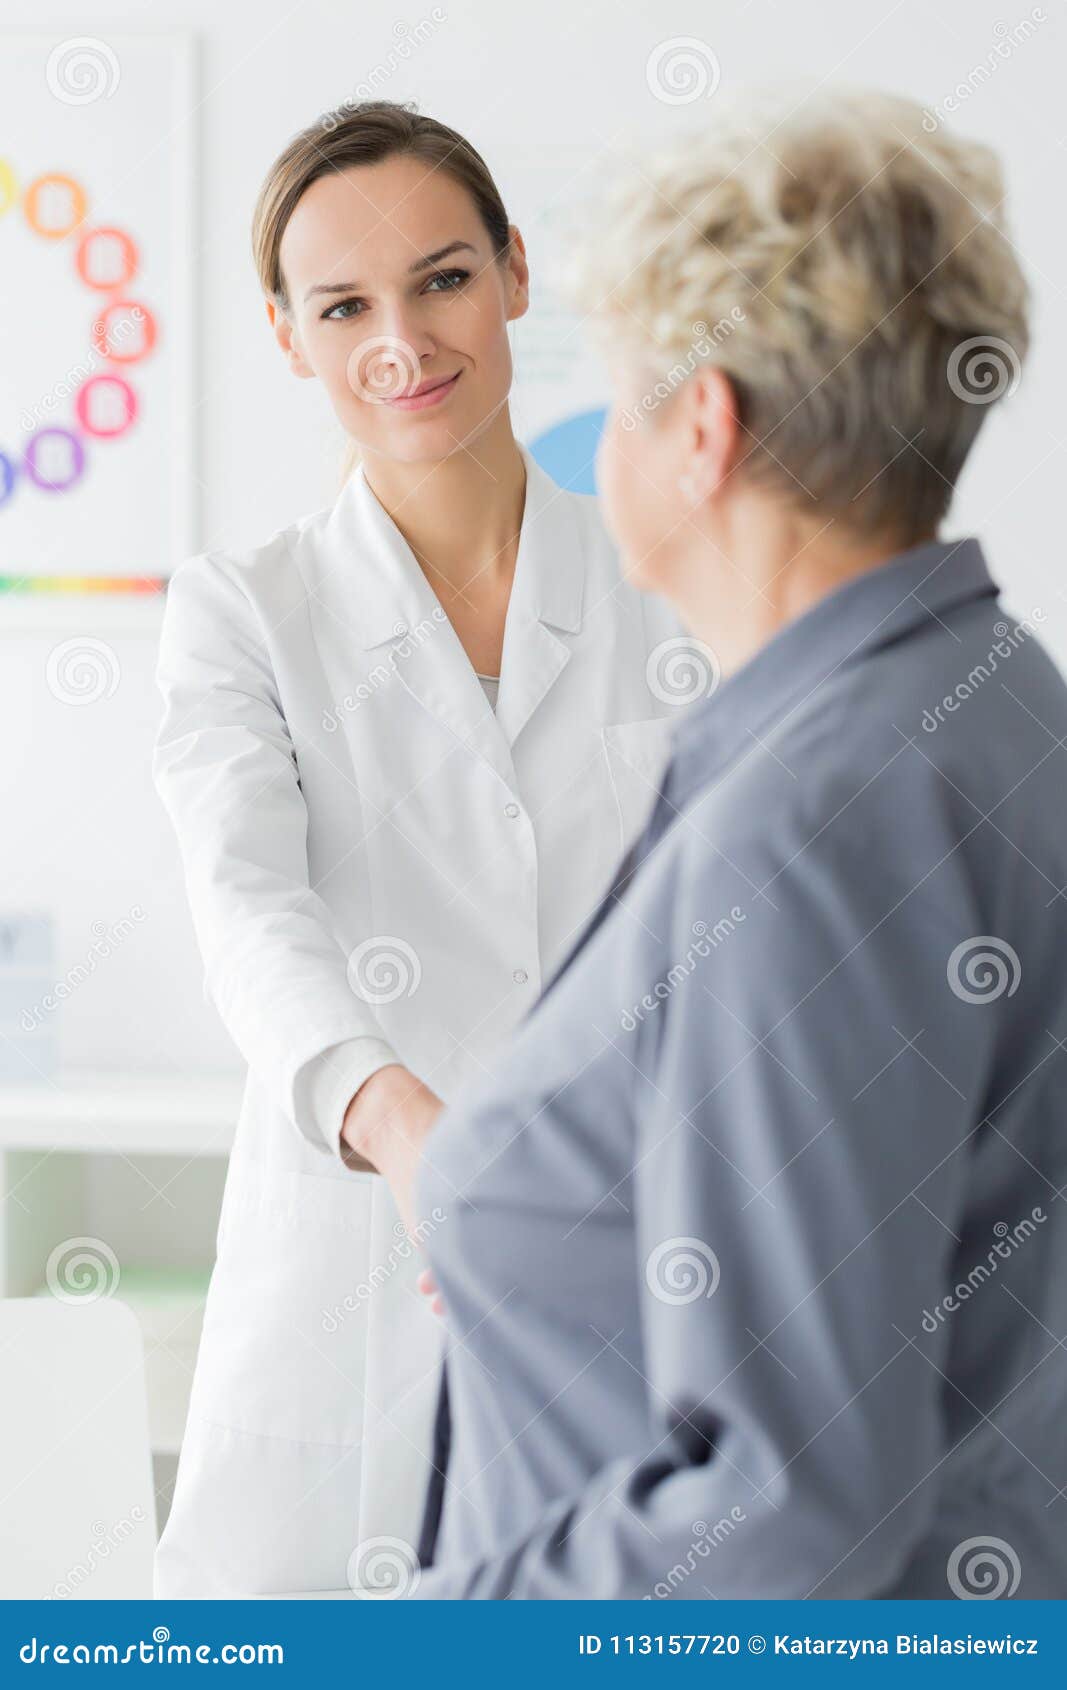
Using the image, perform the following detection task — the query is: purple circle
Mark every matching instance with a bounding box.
[24,428,86,493]
[0,453,15,507]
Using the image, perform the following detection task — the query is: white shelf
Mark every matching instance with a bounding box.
[0,1069,243,1156]
[0,593,167,635]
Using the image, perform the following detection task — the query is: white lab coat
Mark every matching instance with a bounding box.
[151,444,681,1596]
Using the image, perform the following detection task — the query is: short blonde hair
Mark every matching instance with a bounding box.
[566,89,1030,537]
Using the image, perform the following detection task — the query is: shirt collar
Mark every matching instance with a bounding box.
[665,534,999,799]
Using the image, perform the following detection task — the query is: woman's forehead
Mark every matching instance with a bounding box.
[280,159,482,293]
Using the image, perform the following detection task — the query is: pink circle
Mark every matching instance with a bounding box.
[75,375,138,439]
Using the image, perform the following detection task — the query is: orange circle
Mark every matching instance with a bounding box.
[24,173,87,239]
[75,225,139,290]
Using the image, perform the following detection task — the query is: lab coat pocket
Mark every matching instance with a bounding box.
[602,717,676,852]
[193,1159,378,1448]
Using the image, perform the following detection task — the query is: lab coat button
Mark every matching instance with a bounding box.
[513,968,529,985]
[504,802,520,819]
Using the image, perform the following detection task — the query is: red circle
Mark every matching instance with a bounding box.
[75,226,139,291]
[90,300,157,364]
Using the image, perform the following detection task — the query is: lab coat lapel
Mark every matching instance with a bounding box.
[388,614,514,786]
[325,461,515,785]
[321,444,585,779]
[494,446,584,749]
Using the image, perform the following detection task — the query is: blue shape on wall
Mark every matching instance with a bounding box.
[529,408,606,495]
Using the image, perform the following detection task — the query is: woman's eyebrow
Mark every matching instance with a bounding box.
[304,241,478,303]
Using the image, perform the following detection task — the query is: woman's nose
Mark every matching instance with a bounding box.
[347,317,437,400]
[376,297,438,361]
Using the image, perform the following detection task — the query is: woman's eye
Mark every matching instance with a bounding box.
[424,268,471,293]
[321,270,469,320]
[322,298,365,321]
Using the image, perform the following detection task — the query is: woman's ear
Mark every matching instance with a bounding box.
[265,297,315,380]
[503,224,530,325]
[679,366,741,505]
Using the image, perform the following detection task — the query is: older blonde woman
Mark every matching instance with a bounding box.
[398,90,1067,1599]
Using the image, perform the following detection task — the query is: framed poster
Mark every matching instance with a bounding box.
[0,35,195,596]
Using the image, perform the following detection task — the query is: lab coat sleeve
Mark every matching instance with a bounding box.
[415,811,974,1599]
[299,1036,401,1171]
[152,550,401,1162]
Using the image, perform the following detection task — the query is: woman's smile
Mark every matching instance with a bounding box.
[385,368,463,411]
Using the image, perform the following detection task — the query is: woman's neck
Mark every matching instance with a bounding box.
[665,502,934,682]
[360,416,526,604]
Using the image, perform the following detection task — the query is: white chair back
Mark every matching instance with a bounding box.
[0,1298,156,1598]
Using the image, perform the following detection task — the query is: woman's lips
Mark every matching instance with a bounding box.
[386,371,462,412]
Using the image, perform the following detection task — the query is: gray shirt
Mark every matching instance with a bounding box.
[413,537,1067,1600]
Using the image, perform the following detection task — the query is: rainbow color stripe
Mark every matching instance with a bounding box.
[0,575,166,595]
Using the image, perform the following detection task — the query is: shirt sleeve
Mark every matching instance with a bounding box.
[414,782,984,1598]
[153,551,402,1164]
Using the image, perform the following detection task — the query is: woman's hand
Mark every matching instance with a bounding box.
[416,1268,445,1318]
[341,1064,443,1236]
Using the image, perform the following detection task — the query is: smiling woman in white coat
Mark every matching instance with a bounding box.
[151,101,689,1597]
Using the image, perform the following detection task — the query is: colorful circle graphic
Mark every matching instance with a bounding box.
[0,155,159,533]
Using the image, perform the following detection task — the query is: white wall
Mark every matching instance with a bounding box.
[4,0,1064,1078]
